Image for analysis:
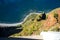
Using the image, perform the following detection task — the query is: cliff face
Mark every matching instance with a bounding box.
[43,13,57,30]
[10,8,60,36]
[43,8,60,31]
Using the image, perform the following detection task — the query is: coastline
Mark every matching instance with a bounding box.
[0,12,42,27]
[0,7,60,27]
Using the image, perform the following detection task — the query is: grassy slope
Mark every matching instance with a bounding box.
[9,8,60,37]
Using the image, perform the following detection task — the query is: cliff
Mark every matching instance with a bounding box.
[10,8,60,36]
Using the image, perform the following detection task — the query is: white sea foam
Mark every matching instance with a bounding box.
[0,12,42,27]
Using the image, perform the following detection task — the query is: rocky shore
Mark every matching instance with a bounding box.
[9,8,60,37]
[0,8,60,37]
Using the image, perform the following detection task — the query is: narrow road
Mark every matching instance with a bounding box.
[0,38,43,40]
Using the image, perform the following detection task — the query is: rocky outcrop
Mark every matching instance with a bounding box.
[43,13,57,30]
[9,8,60,36]
[42,8,60,31]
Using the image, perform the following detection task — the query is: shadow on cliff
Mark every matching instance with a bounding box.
[0,26,22,37]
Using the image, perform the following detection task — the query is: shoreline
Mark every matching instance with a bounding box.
[0,7,59,27]
[0,12,42,27]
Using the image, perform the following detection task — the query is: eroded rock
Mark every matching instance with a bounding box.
[43,11,57,30]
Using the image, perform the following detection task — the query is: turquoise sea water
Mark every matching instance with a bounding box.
[0,0,60,23]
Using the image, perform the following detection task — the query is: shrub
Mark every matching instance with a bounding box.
[54,13,58,19]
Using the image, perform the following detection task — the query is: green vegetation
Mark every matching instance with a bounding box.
[10,13,44,36]
[9,8,60,37]
[54,12,58,19]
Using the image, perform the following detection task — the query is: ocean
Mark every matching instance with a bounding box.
[0,0,60,23]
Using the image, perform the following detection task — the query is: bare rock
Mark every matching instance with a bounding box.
[43,11,57,30]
